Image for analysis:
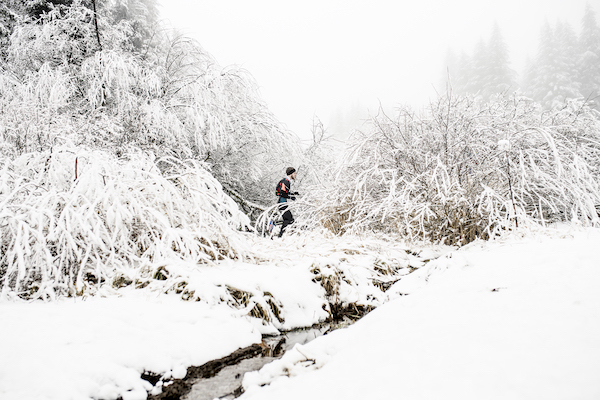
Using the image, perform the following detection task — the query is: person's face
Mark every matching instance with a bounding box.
[291,171,297,180]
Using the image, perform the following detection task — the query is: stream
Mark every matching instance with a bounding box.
[144,245,439,400]
[181,324,340,400]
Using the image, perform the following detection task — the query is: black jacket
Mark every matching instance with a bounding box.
[276,177,297,202]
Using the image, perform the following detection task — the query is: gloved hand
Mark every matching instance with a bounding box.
[291,191,299,196]
[290,196,296,201]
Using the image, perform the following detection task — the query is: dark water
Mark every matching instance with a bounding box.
[184,324,336,400]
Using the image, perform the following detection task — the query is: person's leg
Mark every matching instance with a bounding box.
[278,209,294,237]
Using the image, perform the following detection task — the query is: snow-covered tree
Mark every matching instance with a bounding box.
[579,3,600,107]
[552,21,582,104]
[0,145,254,300]
[454,51,472,95]
[523,8,600,109]
[442,24,517,101]
[465,38,487,95]
[482,23,517,100]
[526,21,559,107]
[107,0,160,54]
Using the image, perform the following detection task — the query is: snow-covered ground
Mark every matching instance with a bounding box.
[241,226,600,400]
[1,226,599,400]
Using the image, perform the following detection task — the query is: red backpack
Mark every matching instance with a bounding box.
[275,178,289,197]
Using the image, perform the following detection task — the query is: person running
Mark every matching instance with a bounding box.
[275,167,298,237]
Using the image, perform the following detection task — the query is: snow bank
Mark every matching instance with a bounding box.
[0,234,434,400]
[127,234,438,334]
[0,293,260,400]
[241,227,600,400]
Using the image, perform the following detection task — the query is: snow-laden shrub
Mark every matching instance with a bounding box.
[8,3,99,72]
[2,28,299,212]
[151,35,300,208]
[0,144,251,300]
[300,95,600,245]
[0,63,76,157]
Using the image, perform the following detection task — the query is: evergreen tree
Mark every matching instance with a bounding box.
[466,38,487,95]
[553,21,582,104]
[444,24,517,101]
[527,21,558,108]
[482,22,517,100]
[440,48,474,95]
[579,3,600,107]
[521,55,536,97]
[454,51,472,96]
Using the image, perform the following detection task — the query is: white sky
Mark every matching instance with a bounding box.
[158,0,598,139]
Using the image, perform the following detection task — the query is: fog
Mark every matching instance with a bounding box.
[159,0,598,139]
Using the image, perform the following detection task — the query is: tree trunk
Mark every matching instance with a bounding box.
[91,0,102,50]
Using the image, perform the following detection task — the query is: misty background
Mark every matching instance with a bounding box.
[159,0,600,140]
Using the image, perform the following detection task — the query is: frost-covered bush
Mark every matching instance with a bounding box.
[150,35,300,209]
[0,1,300,215]
[302,95,600,245]
[0,144,251,300]
[0,1,308,300]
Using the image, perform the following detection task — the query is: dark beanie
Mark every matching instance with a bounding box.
[286,167,296,176]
